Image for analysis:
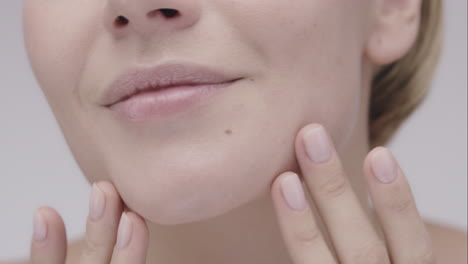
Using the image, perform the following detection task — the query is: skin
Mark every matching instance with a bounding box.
[3,0,465,263]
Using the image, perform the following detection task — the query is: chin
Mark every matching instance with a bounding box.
[113,169,263,225]
[104,144,282,225]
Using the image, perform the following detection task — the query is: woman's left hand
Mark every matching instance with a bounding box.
[271,123,435,263]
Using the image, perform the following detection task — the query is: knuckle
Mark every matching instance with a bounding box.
[292,224,323,247]
[413,243,436,264]
[83,237,100,255]
[414,252,436,264]
[83,231,106,256]
[382,180,418,214]
[351,239,390,264]
[96,181,120,200]
[385,191,416,214]
[317,168,348,199]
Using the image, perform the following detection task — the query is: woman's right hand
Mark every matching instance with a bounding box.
[28,181,149,264]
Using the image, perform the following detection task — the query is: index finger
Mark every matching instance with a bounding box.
[30,207,67,264]
[271,171,337,263]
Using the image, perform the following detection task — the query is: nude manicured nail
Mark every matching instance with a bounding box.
[33,209,47,241]
[116,212,133,249]
[303,125,332,164]
[281,173,307,211]
[89,183,105,221]
[371,148,398,184]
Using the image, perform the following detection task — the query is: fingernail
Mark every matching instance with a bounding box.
[116,212,132,249]
[281,173,307,211]
[89,183,105,221]
[371,148,398,184]
[33,209,47,242]
[303,125,332,163]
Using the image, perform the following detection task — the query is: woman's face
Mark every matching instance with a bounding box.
[23,0,372,225]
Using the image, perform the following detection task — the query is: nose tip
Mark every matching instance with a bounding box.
[104,0,201,38]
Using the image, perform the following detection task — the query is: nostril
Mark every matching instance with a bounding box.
[160,9,179,18]
[114,15,129,27]
[148,9,180,19]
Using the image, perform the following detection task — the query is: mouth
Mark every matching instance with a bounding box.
[107,79,241,107]
[100,63,242,107]
[100,62,243,122]
[108,79,241,122]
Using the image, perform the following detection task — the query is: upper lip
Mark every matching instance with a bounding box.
[100,62,242,107]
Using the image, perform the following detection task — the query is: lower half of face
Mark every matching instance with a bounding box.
[23,0,368,225]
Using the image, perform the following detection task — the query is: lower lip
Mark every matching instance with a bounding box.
[108,80,239,122]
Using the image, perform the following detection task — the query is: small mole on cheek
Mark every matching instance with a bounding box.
[225,129,233,135]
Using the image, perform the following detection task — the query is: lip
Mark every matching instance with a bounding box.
[100,63,241,107]
[100,62,243,121]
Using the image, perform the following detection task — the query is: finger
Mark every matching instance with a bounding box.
[271,171,337,263]
[364,147,436,263]
[79,181,124,263]
[110,211,149,264]
[30,207,67,264]
[295,124,390,263]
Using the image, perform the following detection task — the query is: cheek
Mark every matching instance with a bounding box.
[236,1,366,150]
[23,1,100,113]
[23,0,110,182]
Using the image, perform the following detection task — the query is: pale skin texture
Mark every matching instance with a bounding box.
[4,0,466,263]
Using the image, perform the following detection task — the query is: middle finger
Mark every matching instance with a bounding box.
[80,182,124,263]
[296,124,390,263]
[110,211,149,264]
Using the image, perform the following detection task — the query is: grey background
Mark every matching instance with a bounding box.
[1,1,466,259]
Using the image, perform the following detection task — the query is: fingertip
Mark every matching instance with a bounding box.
[295,124,322,153]
[93,181,124,219]
[362,146,376,168]
[363,146,387,180]
[298,123,323,139]
[111,211,149,262]
[271,171,304,208]
[125,212,149,240]
[32,208,48,243]
[30,207,67,263]
[40,207,66,227]
[94,181,122,202]
[271,172,294,195]
[366,146,387,161]
[32,207,66,244]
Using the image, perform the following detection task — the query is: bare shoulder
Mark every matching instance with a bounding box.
[425,220,467,264]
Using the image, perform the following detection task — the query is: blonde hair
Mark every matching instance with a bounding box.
[369,0,443,148]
